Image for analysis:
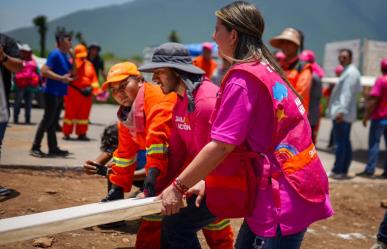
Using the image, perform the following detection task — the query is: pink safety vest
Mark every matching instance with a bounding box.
[205,61,329,219]
[15,59,40,88]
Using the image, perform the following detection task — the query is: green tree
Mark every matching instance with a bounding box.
[32,15,48,57]
[168,30,180,43]
[75,31,86,46]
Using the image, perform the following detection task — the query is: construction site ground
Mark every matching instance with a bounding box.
[0,104,386,249]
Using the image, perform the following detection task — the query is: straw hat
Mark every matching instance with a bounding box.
[269,28,301,49]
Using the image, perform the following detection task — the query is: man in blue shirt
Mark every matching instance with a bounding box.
[30,29,74,157]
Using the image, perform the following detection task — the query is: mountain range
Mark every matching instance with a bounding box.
[6,0,387,62]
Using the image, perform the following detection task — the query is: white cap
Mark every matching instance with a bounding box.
[20,44,32,52]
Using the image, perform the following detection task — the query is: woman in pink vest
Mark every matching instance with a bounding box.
[13,44,40,124]
[159,1,333,249]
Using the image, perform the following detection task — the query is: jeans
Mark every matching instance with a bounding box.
[0,121,7,159]
[364,119,387,174]
[235,221,306,249]
[13,88,33,123]
[0,121,7,144]
[331,121,352,174]
[32,93,63,151]
[161,196,216,249]
[378,212,387,244]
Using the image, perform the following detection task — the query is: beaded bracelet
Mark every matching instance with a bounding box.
[173,178,189,195]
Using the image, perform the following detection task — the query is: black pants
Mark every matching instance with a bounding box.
[378,211,387,244]
[32,93,63,151]
[161,196,216,249]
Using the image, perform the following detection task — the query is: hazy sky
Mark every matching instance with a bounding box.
[0,0,132,32]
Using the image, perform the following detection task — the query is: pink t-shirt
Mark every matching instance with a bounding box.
[171,79,219,171]
[370,75,387,120]
[211,70,333,237]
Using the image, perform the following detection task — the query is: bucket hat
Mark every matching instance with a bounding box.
[139,42,204,75]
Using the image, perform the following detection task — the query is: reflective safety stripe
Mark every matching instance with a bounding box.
[203,219,230,231]
[146,144,168,155]
[113,155,137,167]
[142,214,162,222]
[63,119,74,124]
[77,119,89,125]
[91,82,100,88]
[63,119,89,125]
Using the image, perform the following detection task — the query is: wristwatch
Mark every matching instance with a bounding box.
[0,55,8,64]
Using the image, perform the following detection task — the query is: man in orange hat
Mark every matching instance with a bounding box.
[193,42,217,79]
[270,28,313,114]
[94,61,176,201]
[95,61,176,248]
[62,44,102,140]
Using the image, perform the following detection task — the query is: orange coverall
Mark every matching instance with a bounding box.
[193,55,217,79]
[63,58,101,136]
[109,82,176,192]
[281,58,313,113]
[108,82,175,249]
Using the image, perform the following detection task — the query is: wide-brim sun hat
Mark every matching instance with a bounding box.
[139,42,205,75]
[269,27,301,49]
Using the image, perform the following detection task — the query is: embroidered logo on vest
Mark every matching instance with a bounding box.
[175,116,191,131]
[294,97,306,115]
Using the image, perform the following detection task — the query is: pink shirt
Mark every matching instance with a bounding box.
[170,79,219,172]
[211,70,333,237]
[370,75,387,120]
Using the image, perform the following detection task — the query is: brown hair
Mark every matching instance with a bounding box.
[215,1,296,92]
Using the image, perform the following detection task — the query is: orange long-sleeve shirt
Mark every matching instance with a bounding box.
[73,58,101,95]
[281,58,313,113]
[110,83,176,192]
[193,55,217,79]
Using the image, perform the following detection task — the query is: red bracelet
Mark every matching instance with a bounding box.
[173,178,189,195]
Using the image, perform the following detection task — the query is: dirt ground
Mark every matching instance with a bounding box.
[0,168,386,249]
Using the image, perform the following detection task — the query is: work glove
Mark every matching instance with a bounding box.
[81,87,93,97]
[101,183,124,202]
[143,167,160,197]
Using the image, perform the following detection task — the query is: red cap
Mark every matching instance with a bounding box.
[202,42,213,51]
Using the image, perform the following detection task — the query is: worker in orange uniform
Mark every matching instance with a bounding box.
[100,62,177,249]
[63,44,103,140]
[270,28,313,113]
[193,42,217,79]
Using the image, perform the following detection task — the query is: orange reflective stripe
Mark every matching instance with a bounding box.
[282,143,317,174]
[206,175,247,191]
